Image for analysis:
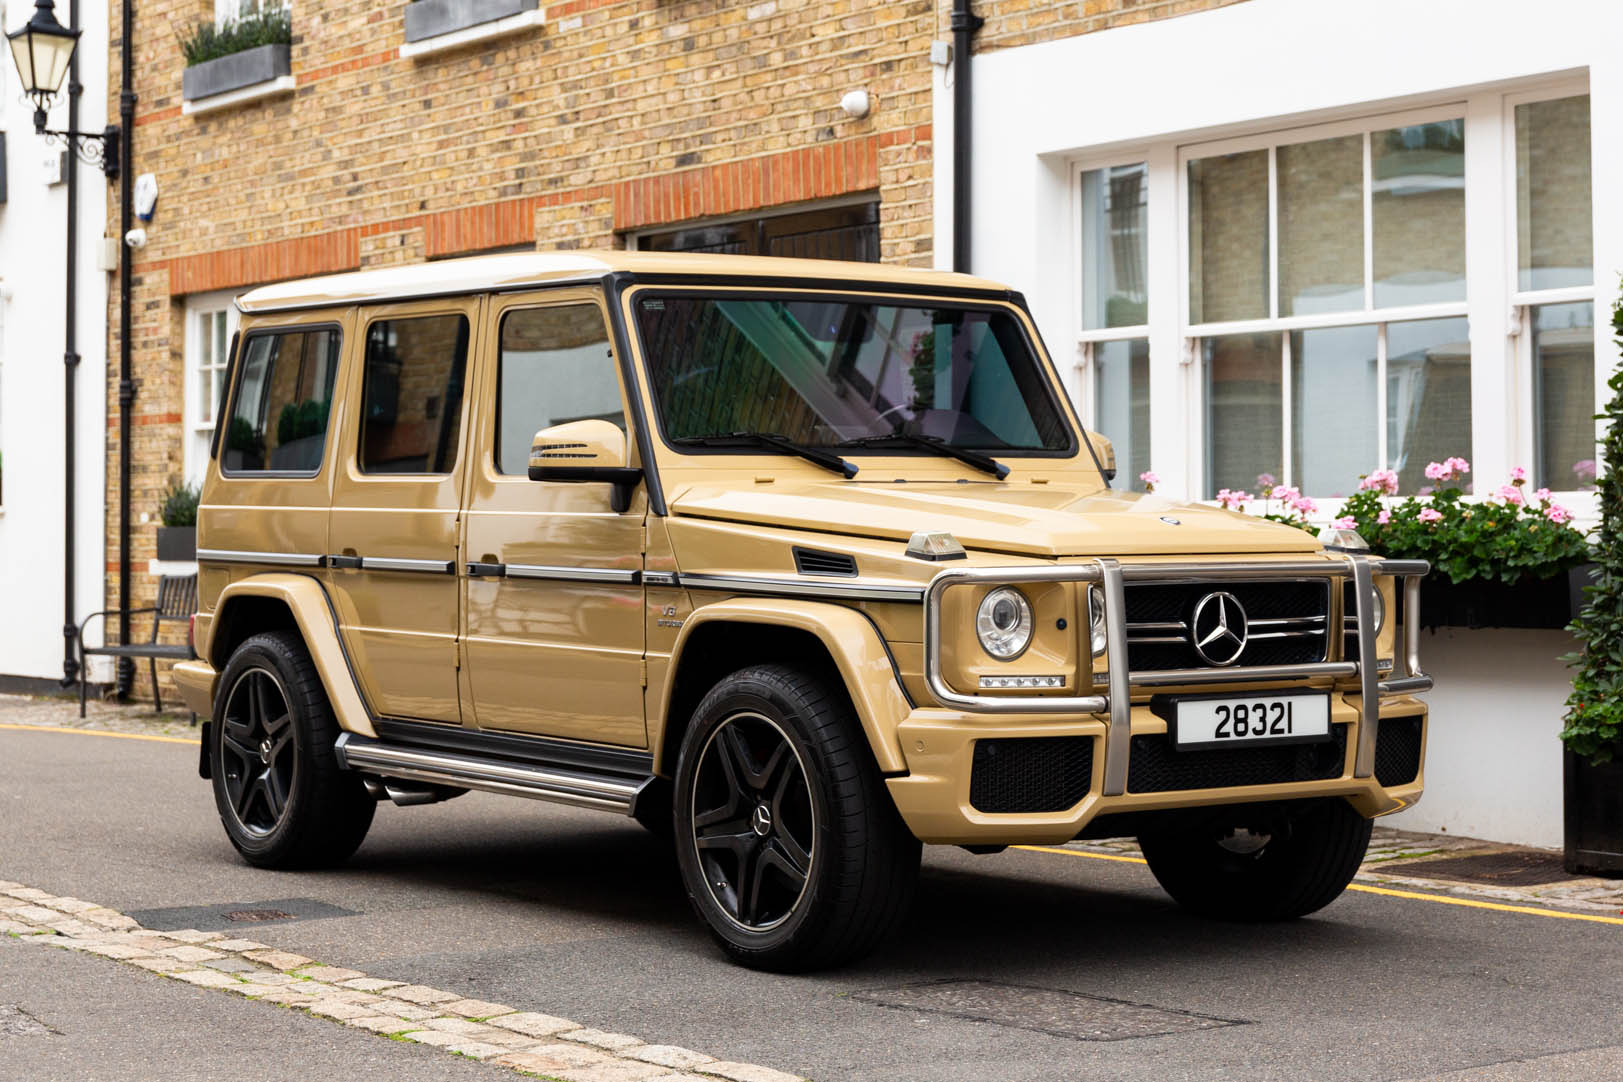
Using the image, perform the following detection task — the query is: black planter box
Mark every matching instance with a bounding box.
[1416,563,1595,630]
[1565,750,1623,877]
[404,0,538,42]
[156,526,197,562]
[182,43,291,102]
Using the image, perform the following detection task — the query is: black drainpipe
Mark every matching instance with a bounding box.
[60,0,82,685]
[116,0,136,693]
[950,0,983,274]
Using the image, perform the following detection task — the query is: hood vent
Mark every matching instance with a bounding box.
[794,548,858,577]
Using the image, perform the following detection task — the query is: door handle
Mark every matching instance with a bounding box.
[466,561,507,578]
[326,554,362,570]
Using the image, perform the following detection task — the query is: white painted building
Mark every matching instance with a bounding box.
[937,0,1619,847]
[0,0,111,688]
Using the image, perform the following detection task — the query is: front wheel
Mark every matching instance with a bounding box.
[673,664,920,972]
[1138,799,1372,921]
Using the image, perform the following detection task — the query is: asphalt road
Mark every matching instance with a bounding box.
[4,726,1622,1082]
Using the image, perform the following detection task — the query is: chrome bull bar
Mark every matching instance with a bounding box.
[922,556,1433,797]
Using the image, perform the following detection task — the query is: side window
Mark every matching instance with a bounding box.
[360,314,470,474]
[223,326,340,474]
[496,304,623,475]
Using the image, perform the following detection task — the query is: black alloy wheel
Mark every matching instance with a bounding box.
[218,667,299,838]
[690,711,816,931]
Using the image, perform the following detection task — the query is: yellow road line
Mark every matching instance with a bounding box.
[0,722,197,746]
[1016,843,1623,927]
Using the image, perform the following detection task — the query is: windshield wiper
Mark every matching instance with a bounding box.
[674,432,859,478]
[837,433,1009,479]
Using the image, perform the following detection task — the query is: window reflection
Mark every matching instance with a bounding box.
[1188,151,1270,324]
[1094,339,1150,491]
[1533,302,1596,490]
[1386,318,1472,493]
[1516,95,1593,292]
[1204,332,1281,493]
[1277,135,1364,316]
[1291,325,1377,496]
[1081,164,1148,329]
[1373,120,1465,307]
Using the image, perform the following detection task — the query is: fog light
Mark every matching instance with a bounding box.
[979,675,1064,689]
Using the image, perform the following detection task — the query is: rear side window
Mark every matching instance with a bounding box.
[223,327,341,474]
[495,304,623,475]
[360,314,470,474]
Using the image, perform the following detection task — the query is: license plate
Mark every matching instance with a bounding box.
[1171,692,1330,751]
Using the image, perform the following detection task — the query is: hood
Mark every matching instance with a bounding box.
[669,479,1324,558]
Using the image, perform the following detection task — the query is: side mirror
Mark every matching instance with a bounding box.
[1083,430,1116,483]
[528,419,643,512]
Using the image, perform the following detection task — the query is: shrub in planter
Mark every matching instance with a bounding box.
[180,7,292,67]
[157,479,199,562]
[1559,286,1623,875]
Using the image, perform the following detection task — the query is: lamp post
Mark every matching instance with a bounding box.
[8,0,121,687]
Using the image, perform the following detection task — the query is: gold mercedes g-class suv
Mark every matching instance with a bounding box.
[172,251,1431,971]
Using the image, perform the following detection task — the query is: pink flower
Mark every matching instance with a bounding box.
[1271,484,1301,505]
[1510,466,1528,483]
[1417,507,1444,524]
[1446,456,1471,475]
[1291,496,1318,516]
[1424,461,1447,481]
[1138,470,1160,492]
[1215,488,1253,510]
[1255,472,1277,493]
[1534,487,1553,503]
[1377,509,1392,525]
[1546,504,1573,525]
[1331,515,1357,530]
[1359,469,1400,495]
[1574,459,1598,482]
[1496,484,1525,506]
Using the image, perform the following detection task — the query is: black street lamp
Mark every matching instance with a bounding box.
[7,0,118,177]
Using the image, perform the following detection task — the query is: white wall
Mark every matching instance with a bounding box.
[0,0,111,683]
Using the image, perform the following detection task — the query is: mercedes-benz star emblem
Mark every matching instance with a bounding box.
[1190,591,1249,666]
[752,804,773,837]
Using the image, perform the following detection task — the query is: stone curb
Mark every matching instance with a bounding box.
[0,879,804,1082]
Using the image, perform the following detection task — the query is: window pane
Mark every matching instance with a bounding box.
[497,305,622,475]
[1386,317,1471,494]
[360,315,469,475]
[223,328,340,473]
[1081,163,1148,329]
[1204,332,1281,494]
[1277,134,1364,316]
[1533,301,1596,490]
[1291,325,1377,496]
[1188,150,1270,323]
[1093,338,1149,491]
[1373,120,1465,307]
[1516,95,1593,292]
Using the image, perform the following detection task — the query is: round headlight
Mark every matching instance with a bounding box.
[1088,585,1108,657]
[976,587,1033,660]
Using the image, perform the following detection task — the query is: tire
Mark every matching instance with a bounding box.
[673,664,920,972]
[1138,798,1372,921]
[209,630,375,869]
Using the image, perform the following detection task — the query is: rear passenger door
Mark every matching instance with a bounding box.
[460,289,648,747]
[326,299,480,725]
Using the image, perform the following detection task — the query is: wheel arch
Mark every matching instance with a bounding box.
[654,599,912,779]
[207,574,377,739]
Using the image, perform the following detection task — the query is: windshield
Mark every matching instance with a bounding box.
[634,294,1074,453]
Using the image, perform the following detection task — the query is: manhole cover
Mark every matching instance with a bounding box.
[1387,850,1573,886]
[126,898,358,931]
[851,980,1243,1042]
[0,1005,54,1038]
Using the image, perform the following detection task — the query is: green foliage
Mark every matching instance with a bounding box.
[180,7,291,68]
[275,399,329,446]
[1561,283,1623,765]
[159,478,200,528]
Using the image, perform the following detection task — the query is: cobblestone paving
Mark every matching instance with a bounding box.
[0,883,803,1082]
[0,692,198,739]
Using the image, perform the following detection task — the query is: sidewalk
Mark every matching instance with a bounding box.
[7,691,1621,918]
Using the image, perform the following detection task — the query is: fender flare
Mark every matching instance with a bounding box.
[209,574,377,739]
[657,598,913,775]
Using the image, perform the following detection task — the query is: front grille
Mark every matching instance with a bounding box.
[969,737,1094,813]
[1126,725,1348,793]
[1120,580,1331,672]
[1374,715,1424,787]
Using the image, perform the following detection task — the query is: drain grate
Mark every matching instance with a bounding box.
[0,1005,54,1038]
[1387,850,1573,886]
[126,898,358,931]
[851,980,1243,1042]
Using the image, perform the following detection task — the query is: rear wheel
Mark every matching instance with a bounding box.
[1138,799,1372,921]
[673,664,920,972]
[210,631,374,868]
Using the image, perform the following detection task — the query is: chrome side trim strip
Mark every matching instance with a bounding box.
[681,573,925,603]
[197,548,325,568]
[642,570,680,588]
[1351,556,1381,778]
[1100,558,1132,797]
[336,733,643,815]
[504,563,641,585]
[362,557,455,575]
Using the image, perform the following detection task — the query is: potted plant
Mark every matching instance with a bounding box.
[180,7,293,104]
[156,479,199,562]
[1560,287,1623,876]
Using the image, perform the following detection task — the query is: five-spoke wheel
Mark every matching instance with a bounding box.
[218,667,299,838]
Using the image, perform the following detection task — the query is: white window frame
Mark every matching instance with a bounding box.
[184,290,240,487]
[215,0,286,24]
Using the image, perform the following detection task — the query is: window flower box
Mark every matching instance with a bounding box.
[182,43,293,116]
[401,0,543,59]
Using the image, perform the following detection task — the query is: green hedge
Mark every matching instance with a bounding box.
[181,8,292,68]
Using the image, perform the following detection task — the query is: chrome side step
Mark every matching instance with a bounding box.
[334,733,648,816]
